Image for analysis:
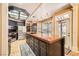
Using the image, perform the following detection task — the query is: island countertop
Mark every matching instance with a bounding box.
[26,32,64,44]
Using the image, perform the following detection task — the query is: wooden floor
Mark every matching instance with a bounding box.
[9,39,79,56]
[67,52,79,56]
[10,39,26,56]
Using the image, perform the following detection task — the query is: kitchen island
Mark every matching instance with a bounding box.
[26,32,64,56]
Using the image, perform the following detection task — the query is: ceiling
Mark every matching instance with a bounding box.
[9,3,41,15]
[9,3,69,21]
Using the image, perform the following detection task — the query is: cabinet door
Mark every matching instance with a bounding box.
[34,46,39,56]
[30,37,34,50]
[47,23,52,36]
[26,34,30,45]
[39,41,47,56]
[29,36,32,48]
[40,48,47,56]
[33,39,39,56]
[47,41,63,56]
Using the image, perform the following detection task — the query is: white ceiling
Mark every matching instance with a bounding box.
[9,3,69,21]
[9,3,41,15]
[28,3,69,21]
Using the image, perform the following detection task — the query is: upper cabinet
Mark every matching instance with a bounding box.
[20,12,28,20]
[8,6,29,26]
[8,10,19,20]
[31,23,37,33]
[41,22,52,36]
[55,13,70,21]
[37,17,53,37]
[8,6,29,21]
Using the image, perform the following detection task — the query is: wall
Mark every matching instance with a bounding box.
[0,3,8,56]
[77,4,79,51]
[0,3,2,55]
[71,4,79,51]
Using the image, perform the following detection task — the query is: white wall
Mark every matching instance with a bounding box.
[0,3,8,56]
[72,4,79,51]
[0,3,2,55]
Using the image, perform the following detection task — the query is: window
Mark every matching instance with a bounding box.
[56,13,70,21]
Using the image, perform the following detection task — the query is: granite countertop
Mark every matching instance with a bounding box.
[26,32,64,44]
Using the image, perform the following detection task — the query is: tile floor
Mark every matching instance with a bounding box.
[10,39,26,56]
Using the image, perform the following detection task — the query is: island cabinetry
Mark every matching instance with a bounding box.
[26,32,64,56]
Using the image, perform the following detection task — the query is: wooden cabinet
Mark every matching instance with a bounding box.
[26,33,64,56]
[31,23,37,33]
[26,25,30,32]
[33,38,39,56]
[39,40,63,56]
[30,37,34,50]
[39,41,47,56]
[47,41,62,56]
[26,34,30,45]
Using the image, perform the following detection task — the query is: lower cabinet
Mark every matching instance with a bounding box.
[26,34,64,56]
[39,41,47,56]
[47,41,62,56]
[33,38,39,56]
[30,37,34,50]
[26,34,30,45]
[33,47,39,56]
